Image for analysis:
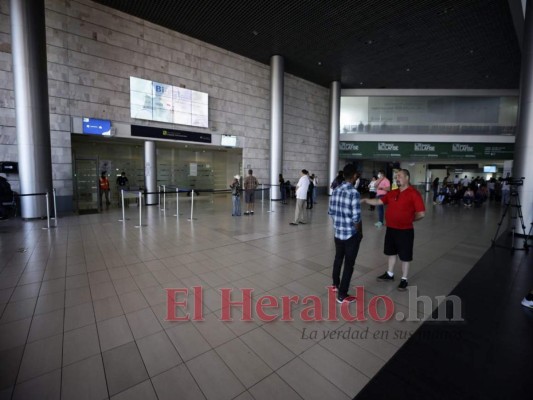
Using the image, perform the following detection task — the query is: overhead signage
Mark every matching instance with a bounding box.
[339,141,514,159]
[82,118,112,136]
[131,125,212,144]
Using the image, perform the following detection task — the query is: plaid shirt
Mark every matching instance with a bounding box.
[328,182,361,240]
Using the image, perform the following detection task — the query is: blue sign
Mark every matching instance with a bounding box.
[82,118,112,135]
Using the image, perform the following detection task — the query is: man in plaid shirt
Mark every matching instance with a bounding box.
[328,164,363,303]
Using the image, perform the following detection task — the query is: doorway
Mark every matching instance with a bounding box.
[74,158,99,214]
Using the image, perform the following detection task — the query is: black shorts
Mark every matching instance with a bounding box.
[245,190,255,203]
[384,227,414,262]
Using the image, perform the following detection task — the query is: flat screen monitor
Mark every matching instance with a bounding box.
[82,118,112,136]
[483,165,497,173]
[221,135,237,147]
[130,77,209,128]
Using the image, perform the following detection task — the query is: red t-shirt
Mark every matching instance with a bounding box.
[381,186,425,229]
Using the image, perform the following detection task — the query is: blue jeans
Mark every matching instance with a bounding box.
[232,195,241,215]
[377,195,385,223]
[333,232,362,297]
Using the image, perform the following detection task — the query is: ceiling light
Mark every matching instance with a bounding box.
[365,40,373,45]
[317,61,322,66]
[405,68,411,72]
[359,82,364,85]
[252,30,258,36]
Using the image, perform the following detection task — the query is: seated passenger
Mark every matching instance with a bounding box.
[463,187,475,207]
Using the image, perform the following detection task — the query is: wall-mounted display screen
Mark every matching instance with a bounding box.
[130,77,208,128]
[483,165,497,173]
[82,118,112,135]
[221,135,237,147]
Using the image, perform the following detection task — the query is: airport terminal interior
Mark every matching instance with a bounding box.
[1,0,533,399]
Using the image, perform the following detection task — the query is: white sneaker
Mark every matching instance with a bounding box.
[521,297,533,309]
[374,221,383,228]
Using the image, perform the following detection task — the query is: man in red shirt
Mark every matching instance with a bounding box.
[361,169,425,291]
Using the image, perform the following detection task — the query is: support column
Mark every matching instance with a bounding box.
[144,141,157,205]
[514,0,533,233]
[328,81,341,195]
[270,55,284,200]
[11,0,53,218]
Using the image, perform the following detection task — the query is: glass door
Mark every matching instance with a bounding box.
[74,158,99,214]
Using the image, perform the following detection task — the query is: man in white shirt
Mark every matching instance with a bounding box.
[461,175,470,187]
[290,169,310,225]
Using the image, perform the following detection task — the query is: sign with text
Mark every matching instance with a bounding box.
[131,125,212,144]
[339,141,514,159]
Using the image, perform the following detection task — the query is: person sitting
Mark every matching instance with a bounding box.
[463,187,475,207]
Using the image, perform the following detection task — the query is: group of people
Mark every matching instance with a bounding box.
[328,164,426,302]
[229,169,259,216]
[432,174,510,208]
[98,171,130,209]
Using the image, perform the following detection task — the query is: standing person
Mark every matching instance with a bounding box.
[99,171,110,209]
[116,171,129,206]
[368,176,377,211]
[461,175,470,187]
[290,170,310,226]
[501,173,511,205]
[375,170,390,228]
[279,173,287,204]
[328,164,363,303]
[306,174,315,209]
[361,169,426,291]
[453,174,460,188]
[243,169,258,215]
[312,175,318,204]
[432,177,440,204]
[330,171,344,190]
[230,175,241,216]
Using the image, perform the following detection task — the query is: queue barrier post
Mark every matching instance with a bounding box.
[174,187,181,217]
[51,188,58,220]
[119,189,129,222]
[134,191,146,227]
[188,189,196,221]
[267,186,274,213]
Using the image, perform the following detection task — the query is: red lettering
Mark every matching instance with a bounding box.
[300,295,323,321]
[280,295,300,321]
[165,288,189,321]
[326,286,338,321]
[255,295,279,322]
[192,286,204,321]
[220,288,253,321]
[368,295,394,321]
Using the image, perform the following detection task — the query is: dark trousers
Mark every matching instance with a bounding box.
[332,232,362,297]
[306,191,313,208]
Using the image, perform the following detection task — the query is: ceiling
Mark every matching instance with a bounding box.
[93,0,522,89]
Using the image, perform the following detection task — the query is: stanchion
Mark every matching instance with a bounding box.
[188,190,196,221]
[261,184,264,203]
[174,187,181,217]
[42,192,56,229]
[162,185,166,212]
[158,185,161,208]
[135,191,146,227]
[267,186,274,213]
[51,188,58,220]
[119,189,129,222]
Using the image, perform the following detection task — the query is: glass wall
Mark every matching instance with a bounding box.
[340,96,518,136]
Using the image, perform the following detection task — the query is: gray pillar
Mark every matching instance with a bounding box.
[270,55,284,200]
[11,0,53,218]
[144,141,157,205]
[328,81,341,195]
[513,0,533,234]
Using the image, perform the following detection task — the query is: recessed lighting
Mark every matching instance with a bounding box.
[365,40,373,45]
[405,68,411,72]
[469,49,475,54]
[317,61,322,66]
[252,30,259,36]
[359,82,364,85]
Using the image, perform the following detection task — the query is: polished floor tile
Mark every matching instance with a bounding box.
[0,194,506,398]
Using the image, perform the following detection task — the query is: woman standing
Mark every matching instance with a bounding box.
[279,174,287,204]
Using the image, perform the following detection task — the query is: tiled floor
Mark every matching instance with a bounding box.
[0,193,504,399]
